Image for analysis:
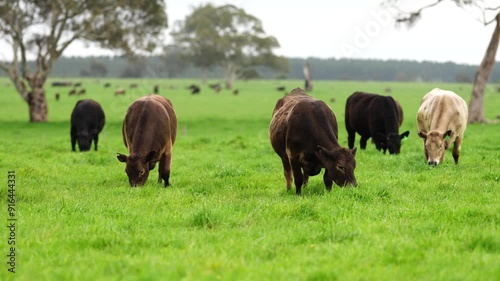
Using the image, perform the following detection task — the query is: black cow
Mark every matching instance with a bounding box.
[345,92,409,154]
[70,100,106,152]
[188,84,200,95]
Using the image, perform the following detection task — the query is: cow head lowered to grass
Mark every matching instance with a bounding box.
[117,95,177,187]
[417,88,468,166]
[269,88,358,195]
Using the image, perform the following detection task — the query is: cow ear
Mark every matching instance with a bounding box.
[350,147,357,157]
[417,131,427,139]
[400,131,410,140]
[444,130,452,140]
[316,145,328,159]
[145,150,157,162]
[117,153,128,163]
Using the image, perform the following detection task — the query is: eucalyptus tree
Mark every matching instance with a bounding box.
[384,0,500,123]
[171,3,288,88]
[0,0,168,122]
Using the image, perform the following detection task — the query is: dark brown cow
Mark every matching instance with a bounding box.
[269,88,358,195]
[188,84,200,95]
[117,95,177,187]
[345,92,409,154]
[70,99,105,152]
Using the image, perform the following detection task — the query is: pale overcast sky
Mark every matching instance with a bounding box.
[14,1,500,65]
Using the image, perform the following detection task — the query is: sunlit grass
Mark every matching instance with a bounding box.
[0,78,499,281]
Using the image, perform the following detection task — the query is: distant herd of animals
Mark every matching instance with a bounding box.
[69,86,468,194]
[52,81,237,100]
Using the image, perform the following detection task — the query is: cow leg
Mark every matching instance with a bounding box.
[323,171,333,191]
[279,156,292,190]
[302,166,309,185]
[159,152,172,187]
[94,134,99,151]
[360,136,369,150]
[71,126,76,151]
[347,129,356,149]
[290,158,304,195]
[452,137,462,164]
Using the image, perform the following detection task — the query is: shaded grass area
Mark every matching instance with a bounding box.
[0,78,499,280]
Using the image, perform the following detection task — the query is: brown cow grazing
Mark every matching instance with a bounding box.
[117,95,177,187]
[417,88,468,166]
[70,99,105,152]
[78,88,86,96]
[130,83,138,89]
[209,82,221,93]
[345,92,409,154]
[153,84,159,94]
[270,88,358,195]
[68,88,77,96]
[55,93,60,101]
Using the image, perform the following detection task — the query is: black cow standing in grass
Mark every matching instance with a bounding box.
[70,99,106,152]
[345,92,409,154]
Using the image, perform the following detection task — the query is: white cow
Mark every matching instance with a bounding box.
[416,88,468,166]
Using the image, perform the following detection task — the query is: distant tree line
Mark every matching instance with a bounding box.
[2,56,499,83]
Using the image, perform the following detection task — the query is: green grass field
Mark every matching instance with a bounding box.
[0,78,499,281]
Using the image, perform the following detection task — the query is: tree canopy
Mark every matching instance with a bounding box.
[383,0,500,123]
[170,3,288,88]
[0,0,168,122]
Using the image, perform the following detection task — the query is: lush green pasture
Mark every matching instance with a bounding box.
[0,78,499,281]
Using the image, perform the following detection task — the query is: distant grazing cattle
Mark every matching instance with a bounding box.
[233,89,239,95]
[115,88,126,96]
[417,88,468,166]
[345,92,409,154]
[68,89,77,96]
[188,84,200,95]
[153,84,159,94]
[209,83,221,93]
[384,87,392,94]
[55,93,60,101]
[130,83,138,89]
[117,95,178,187]
[276,86,286,92]
[52,81,72,87]
[104,82,111,88]
[70,99,105,152]
[269,88,358,195]
[74,82,82,87]
[78,88,86,96]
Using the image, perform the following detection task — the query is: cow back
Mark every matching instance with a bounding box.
[417,88,468,136]
[122,95,177,159]
[71,99,105,132]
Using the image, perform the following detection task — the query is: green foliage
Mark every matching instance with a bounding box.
[5,56,500,83]
[171,3,288,86]
[0,78,499,280]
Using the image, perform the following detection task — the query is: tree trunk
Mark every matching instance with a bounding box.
[303,60,313,92]
[223,62,235,90]
[28,87,48,122]
[201,67,207,84]
[469,13,500,123]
